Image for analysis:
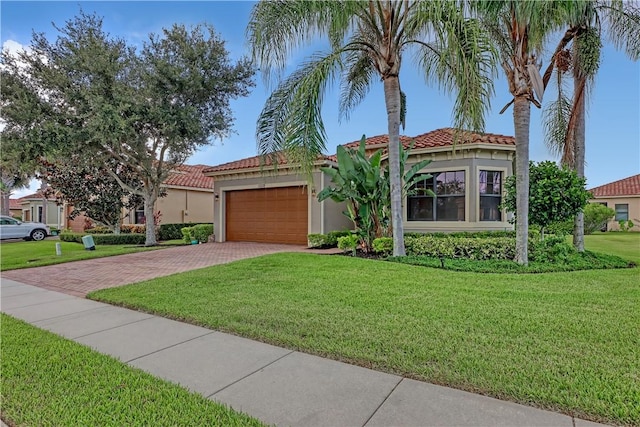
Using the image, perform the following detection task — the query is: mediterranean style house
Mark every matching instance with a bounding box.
[588,174,640,231]
[15,164,214,232]
[204,128,516,245]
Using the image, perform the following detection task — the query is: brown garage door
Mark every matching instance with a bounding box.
[225,186,308,244]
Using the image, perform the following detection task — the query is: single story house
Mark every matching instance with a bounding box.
[204,128,516,245]
[16,190,64,229]
[49,164,213,233]
[588,174,640,231]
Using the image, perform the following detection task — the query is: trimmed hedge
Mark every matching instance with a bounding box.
[60,233,146,245]
[405,235,519,260]
[372,237,393,254]
[181,224,214,244]
[159,223,198,241]
[307,230,353,248]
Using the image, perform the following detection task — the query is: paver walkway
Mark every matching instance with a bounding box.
[2,242,321,297]
[1,279,606,427]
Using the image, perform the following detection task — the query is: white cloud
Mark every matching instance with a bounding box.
[11,179,41,199]
[2,39,30,56]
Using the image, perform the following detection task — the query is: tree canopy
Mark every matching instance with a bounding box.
[1,12,254,245]
[503,160,591,239]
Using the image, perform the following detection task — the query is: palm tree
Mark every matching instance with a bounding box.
[247,0,496,256]
[543,0,640,251]
[474,1,570,265]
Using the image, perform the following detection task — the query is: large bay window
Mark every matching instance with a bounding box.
[479,170,502,221]
[407,170,465,221]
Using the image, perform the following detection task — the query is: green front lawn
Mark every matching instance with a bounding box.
[0,239,184,271]
[89,234,640,426]
[0,314,264,426]
[583,232,640,264]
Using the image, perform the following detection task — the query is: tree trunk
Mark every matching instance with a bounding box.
[1,174,15,216]
[383,76,405,256]
[143,189,158,246]
[572,75,586,252]
[0,191,10,216]
[513,96,530,265]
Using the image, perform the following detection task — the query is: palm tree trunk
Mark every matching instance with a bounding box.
[572,75,586,252]
[513,96,530,265]
[384,75,405,256]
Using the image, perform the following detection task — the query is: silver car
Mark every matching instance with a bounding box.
[0,215,50,241]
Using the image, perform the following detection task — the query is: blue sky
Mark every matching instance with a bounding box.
[3,1,638,198]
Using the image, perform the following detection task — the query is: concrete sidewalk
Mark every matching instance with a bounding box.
[1,278,606,427]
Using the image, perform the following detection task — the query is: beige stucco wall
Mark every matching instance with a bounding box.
[20,200,64,229]
[156,187,214,224]
[590,195,640,231]
[212,169,351,242]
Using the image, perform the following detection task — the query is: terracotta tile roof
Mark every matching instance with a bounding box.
[18,189,56,201]
[9,198,21,209]
[589,174,640,197]
[164,164,214,190]
[205,128,515,174]
[410,128,515,148]
[204,152,333,174]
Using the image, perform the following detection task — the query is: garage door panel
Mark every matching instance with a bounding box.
[226,187,308,245]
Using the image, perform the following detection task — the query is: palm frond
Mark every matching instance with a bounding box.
[339,46,376,122]
[412,2,497,132]
[255,50,343,177]
[543,66,572,164]
[601,0,640,61]
[247,1,362,86]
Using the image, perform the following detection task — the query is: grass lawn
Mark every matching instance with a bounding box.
[0,314,264,427]
[0,239,184,271]
[90,233,640,426]
[583,232,640,264]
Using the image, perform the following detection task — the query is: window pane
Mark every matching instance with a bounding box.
[436,196,465,221]
[407,170,465,221]
[615,204,629,221]
[407,196,434,221]
[480,170,501,194]
[480,196,502,221]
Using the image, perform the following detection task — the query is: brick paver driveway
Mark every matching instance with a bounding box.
[2,242,313,297]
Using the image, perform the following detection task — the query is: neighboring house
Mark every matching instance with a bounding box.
[588,174,640,231]
[16,190,64,230]
[9,198,22,218]
[204,128,516,245]
[62,164,215,233]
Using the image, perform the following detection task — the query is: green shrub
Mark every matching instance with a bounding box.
[181,224,213,244]
[372,237,393,255]
[404,235,519,260]
[337,234,359,255]
[59,232,145,245]
[120,224,145,234]
[85,226,113,234]
[618,220,635,232]
[159,223,196,240]
[193,224,213,243]
[307,234,327,248]
[546,220,574,236]
[583,203,614,234]
[326,230,352,247]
